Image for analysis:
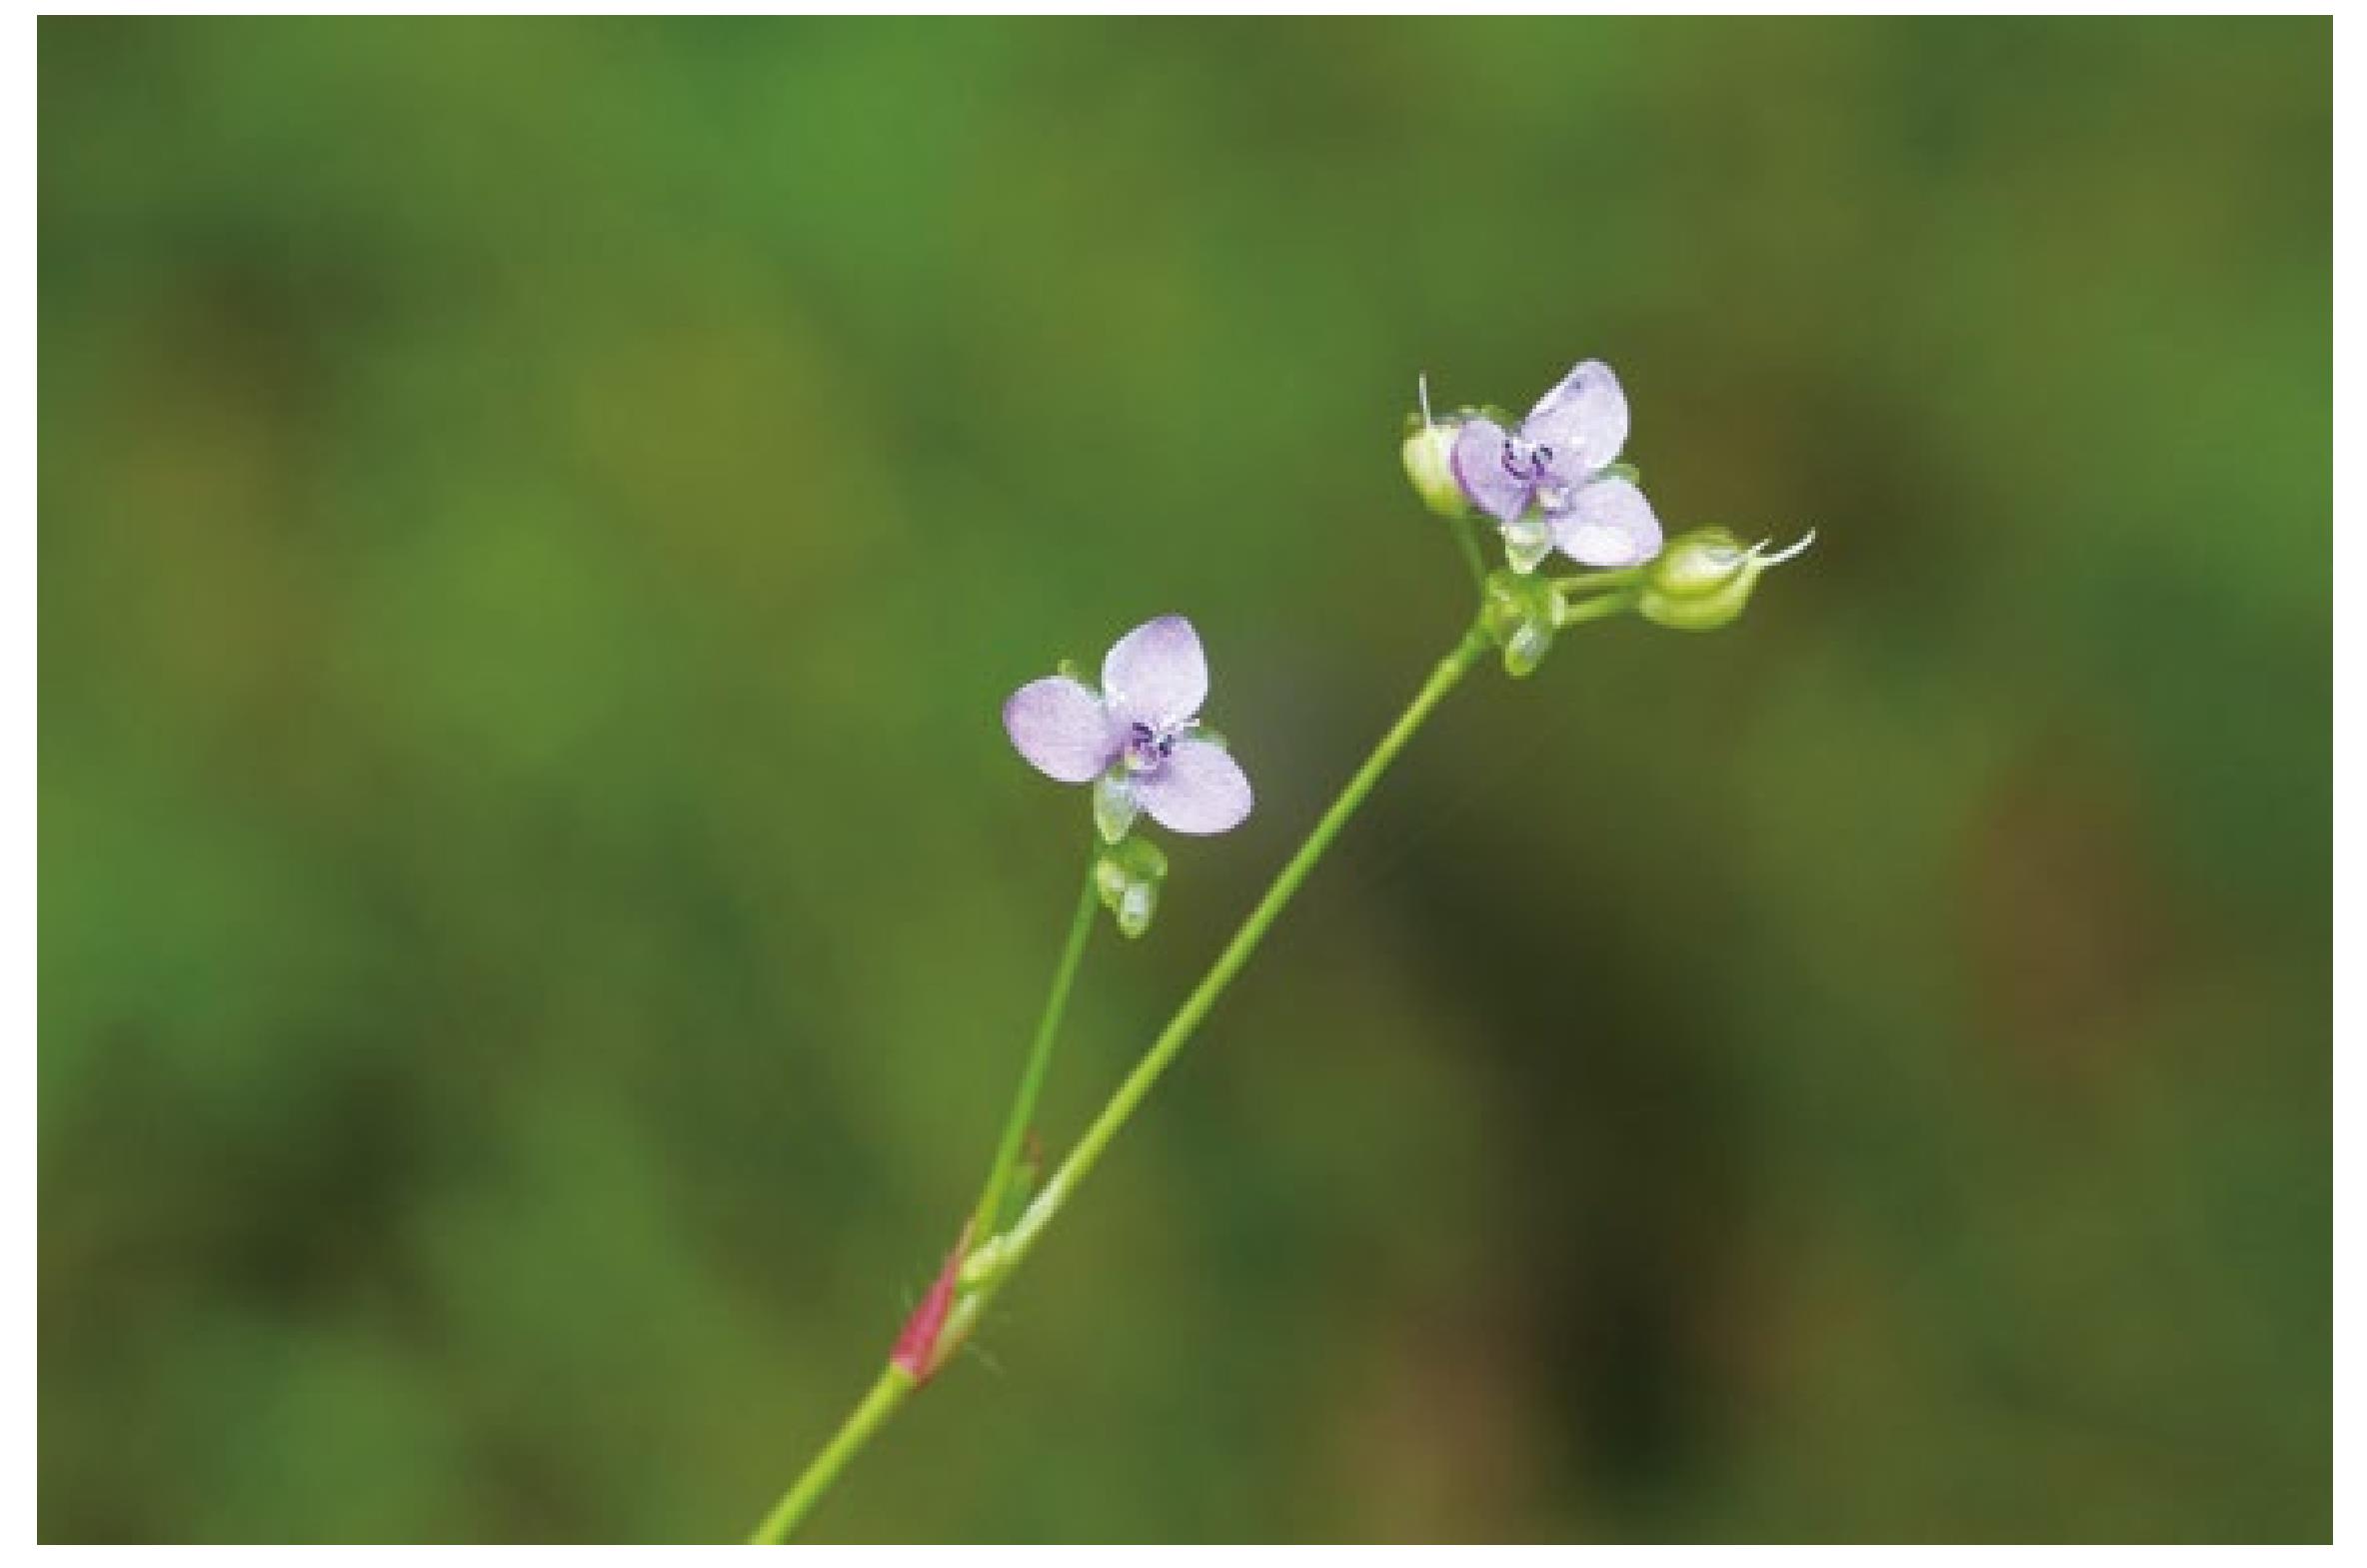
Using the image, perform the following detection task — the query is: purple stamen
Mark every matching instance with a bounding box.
[1125,721,1178,774]
[1498,440,1553,485]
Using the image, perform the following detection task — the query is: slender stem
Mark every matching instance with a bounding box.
[968,852,1100,1249]
[979,615,1493,1294]
[1554,591,1634,629]
[748,1364,916,1544]
[1550,567,1640,596]
[751,616,1494,1540]
[751,861,1095,1547]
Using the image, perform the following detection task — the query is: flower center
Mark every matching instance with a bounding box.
[1124,721,1179,774]
[1499,438,1555,485]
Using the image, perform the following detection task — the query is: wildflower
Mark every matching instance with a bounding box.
[1003,615,1253,837]
[1451,359,1662,573]
[1636,527,1817,632]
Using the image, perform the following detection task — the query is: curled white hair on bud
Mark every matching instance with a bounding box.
[1752,529,1817,567]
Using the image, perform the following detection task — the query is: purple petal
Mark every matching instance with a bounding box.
[1449,417,1534,525]
[1548,476,1663,568]
[1102,615,1207,730]
[1004,676,1117,783]
[1136,739,1252,835]
[1520,360,1628,482]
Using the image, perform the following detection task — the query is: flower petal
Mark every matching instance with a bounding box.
[1449,417,1534,526]
[1004,676,1117,783]
[1136,739,1252,835]
[1102,615,1208,730]
[1548,476,1663,568]
[1521,360,1629,481]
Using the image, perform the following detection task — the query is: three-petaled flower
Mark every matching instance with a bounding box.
[1451,359,1663,573]
[1004,615,1252,837]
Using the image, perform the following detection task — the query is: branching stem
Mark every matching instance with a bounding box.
[751,615,1496,1541]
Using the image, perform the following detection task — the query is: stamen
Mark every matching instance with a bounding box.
[1124,720,1178,774]
[1754,529,1818,567]
[1417,373,1435,430]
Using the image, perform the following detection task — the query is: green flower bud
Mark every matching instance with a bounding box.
[1479,570,1569,679]
[1401,417,1468,520]
[1401,375,1478,521]
[1114,882,1157,938]
[1502,619,1553,679]
[1094,835,1170,939]
[1636,528,1816,633]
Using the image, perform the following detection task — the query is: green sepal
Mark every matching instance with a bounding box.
[1093,773,1140,843]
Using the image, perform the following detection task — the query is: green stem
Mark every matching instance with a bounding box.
[972,615,1493,1300]
[747,1364,916,1544]
[752,615,1494,1540]
[968,851,1100,1250]
[1554,590,1635,629]
[1550,566,1640,596]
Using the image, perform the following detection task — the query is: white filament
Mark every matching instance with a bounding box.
[1753,529,1818,567]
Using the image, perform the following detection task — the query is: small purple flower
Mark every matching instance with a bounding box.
[1003,615,1252,836]
[1450,360,1663,571]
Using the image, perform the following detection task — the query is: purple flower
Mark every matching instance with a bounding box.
[1003,615,1252,836]
[1450,360,1663,571]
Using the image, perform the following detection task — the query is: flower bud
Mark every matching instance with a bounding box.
[1479,570,1568,679]
[1402,374,1479,521]
[1502,619,1553,679]
[1401,415,1469,520]
[1636,527,1815,633]
[1095,835,1170,938]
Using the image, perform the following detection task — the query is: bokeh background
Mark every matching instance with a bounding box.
[39,15,2329,1543]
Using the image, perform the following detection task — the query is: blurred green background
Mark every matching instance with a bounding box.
[39,15,2329,1543]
